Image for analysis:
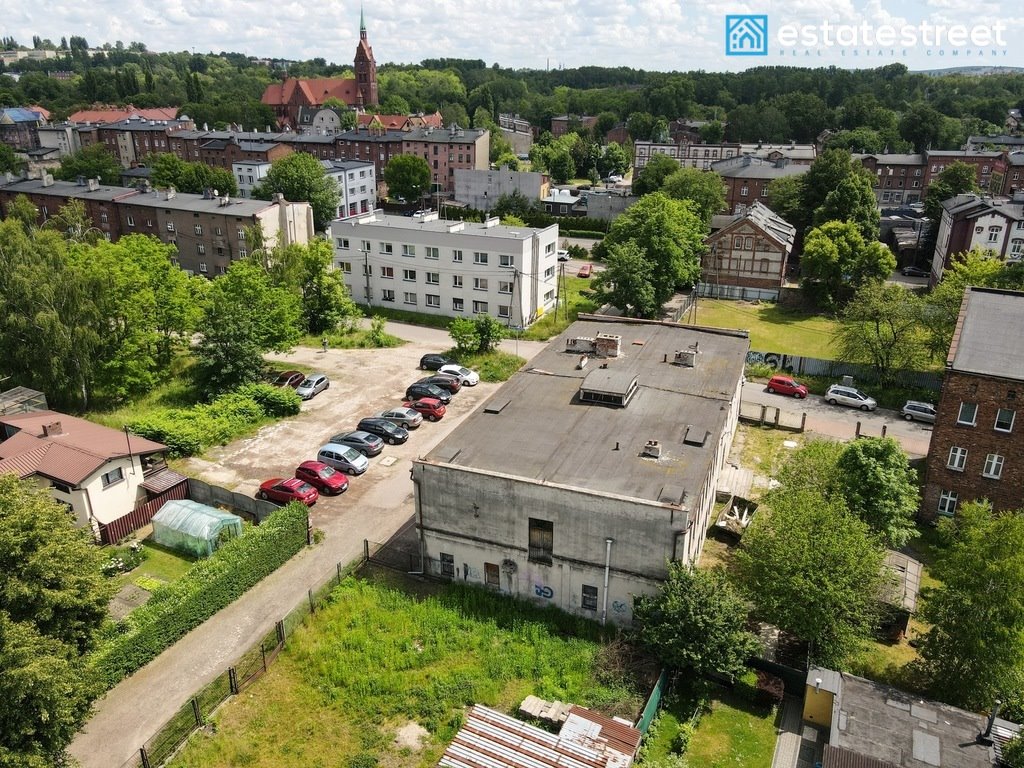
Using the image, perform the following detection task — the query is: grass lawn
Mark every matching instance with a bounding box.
[522,276,600,341]
[112,541,196,592]
[168,574,646,768]
[452,349,526,382]
[735,425,804,486]
[692,299,838,359]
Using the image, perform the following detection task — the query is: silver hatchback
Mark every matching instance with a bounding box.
[900,400,936,423]
[824,384,877,411]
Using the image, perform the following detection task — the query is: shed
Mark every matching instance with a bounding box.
[151,499,242,558]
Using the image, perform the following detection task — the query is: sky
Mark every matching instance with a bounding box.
[4,0,1023,73]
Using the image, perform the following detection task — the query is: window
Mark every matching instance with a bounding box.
[581,585,598,611]
[484,563,500,588]
[544,289,555,302]
[473,300,488,314]
[197,244,205,255]
[101,467,124,487]
[402,244,416,257]
[426,294,440,308]
[545,242,555,254]
[337,237,350,249]
[440,552,455,578]
[237,228,246,240]
[452,297,464,311]
[544,266,555,279]
[474,277,488,291]
[361,240,371,252]
[380,242,394,254]
[238,247,247,258]
[947,446,968,471]
[403,269,416,282]
[338,261,352,273]
[760,187,769,197]
[127,214,135,227]
[381,289,395,302]
[453,275,463,288]
[381,266,394,278]
[498,304,510,318]
[938,490,958,516]
[760,258,770,273]
[957,402,978,425]
[474,251,488,265]
[403,292,417,305]
[499,254,513,267]
[528,518,553,565]
[995,408,1016,432]
[194,224,203,235]
[983,453,1005,479]
[426,246,439,259]
[453,249,463,262]
[426,272,439,285]
[498,281,513,294]
[1012,240,1024,256]
[199,262,208,273]
[989,231,1001,243]
[146,218,153,228]
[166,222,176,232]
[740,185,749,196]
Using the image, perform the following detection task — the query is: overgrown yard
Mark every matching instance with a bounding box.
[692,299,838,359]
[522,276,600,340]
[168,572,649,768]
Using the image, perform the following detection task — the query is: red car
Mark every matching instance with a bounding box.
[295,460,349,495]
[403,397,446,422]
[766,374,808,399]
[258,477,319,506]
[577,263,593,278]
[274,370,305,389]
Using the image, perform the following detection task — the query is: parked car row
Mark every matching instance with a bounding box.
[764,376,935,423]
[271,369,331,401]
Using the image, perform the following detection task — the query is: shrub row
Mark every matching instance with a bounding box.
[90,503,309,689]
[128,383,300,457]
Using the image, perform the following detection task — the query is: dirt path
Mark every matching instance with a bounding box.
[70,323,547,768]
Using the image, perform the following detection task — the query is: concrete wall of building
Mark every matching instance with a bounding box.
[232,161,271,198]
[586,192,636,221]
[453,167,544,211]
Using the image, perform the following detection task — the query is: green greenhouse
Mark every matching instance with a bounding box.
[151,499,243,558]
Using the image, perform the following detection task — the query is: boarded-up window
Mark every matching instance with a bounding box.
[485,562,500,588]
[528,518,553,565]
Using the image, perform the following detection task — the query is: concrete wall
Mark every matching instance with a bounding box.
[453,167,544,212]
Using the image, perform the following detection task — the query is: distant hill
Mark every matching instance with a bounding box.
[913,66,1024,77]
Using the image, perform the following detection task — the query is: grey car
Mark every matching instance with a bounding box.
[824,384,877,411]
[329,430,385,457]
[900,400,936,423]
[376,407,423,430]
[296,373,330,400]
[316,443,369,475]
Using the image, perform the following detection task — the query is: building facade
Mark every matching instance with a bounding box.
[413,318,748,624]
[711,155,809,213]
[700,201,796,301]
[322,159,377,219]
[923,287,1024,519]
[232,160,272,198]
[932,192,1024,282]
[453,166,546,212]
[0,107,45,151]
[331,211,558,329]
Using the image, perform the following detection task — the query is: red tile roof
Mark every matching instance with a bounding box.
[261,77,359,109]
[68,106,178,125]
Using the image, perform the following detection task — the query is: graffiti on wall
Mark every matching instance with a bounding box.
[534,583,554,599]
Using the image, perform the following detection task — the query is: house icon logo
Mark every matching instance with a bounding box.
[726,15,769,56]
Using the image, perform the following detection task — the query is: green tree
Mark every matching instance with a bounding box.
[149,152,187,189]
[473,314,506,351]
[5,194,39,231]
[296,239,359,334]
[626,111,655,142]
[813,173,880,242]
[0,142,24,174]
[735,488,886,667]
[699,121,725,144]
[596,142,629,179]
[383,154,432,204]
[448,316,480,355]
[833,282,926,385]
[491,190,536,219]
[53,143,122,186]
[917,501,1024,711]
[922,248,1008,360]
[633,563,759,679]
[630,154,679,197]
[253,152,340,232]
[547,148,576,184]
[661,167,726,226]
[192,260,302,393]
[40,198,102,244]
[801,221,896,309]
[798,149,867,235]
[0,474,113,766]
[766,175,805,231]
[921,161,980,259]
[899,102,944,152]
[834,437,920,549]
[590,241,658,318]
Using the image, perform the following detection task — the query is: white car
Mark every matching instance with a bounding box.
[605,174,623,183]
[824,384,877,411]
[439,364,480,386]
[557,250,571,261]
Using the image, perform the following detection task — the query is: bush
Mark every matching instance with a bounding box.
[235,382,301,417]
[90,504,309,689]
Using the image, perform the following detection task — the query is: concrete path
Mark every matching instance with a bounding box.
[772,696,804,768]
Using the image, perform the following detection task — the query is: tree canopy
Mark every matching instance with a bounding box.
[800,220,896,309]
[53,144,122,186]
[252,152,339,232]
[660,168,726,226]
[630,154,681,197]
[383,154,432,204]
[148,152,238,196]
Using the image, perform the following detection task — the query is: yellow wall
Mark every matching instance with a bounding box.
[803,686,834,727]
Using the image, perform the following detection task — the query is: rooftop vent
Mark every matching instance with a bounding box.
[87,178,99,191]
[483,216,500,228]
[41,173,54,187]
[595,332,621,358]
[683,425,710,447]
[42,421,63,437]
[165,186,176,200]
[578,369,639,408]
[642,440,662,458]
[447,221,465,233]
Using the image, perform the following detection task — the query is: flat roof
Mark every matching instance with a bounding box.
[949,287,1024,381]
[334,212,554,242]
[119,190,277,215]
[421,318,748,504]
[0,177,137,202]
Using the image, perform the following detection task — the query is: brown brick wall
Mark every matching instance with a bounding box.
[923,370,1024,519]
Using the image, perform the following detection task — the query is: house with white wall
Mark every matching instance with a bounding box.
[932,192,1024,283]
[232,160,272,198]
[322,159,377,219]
[331,210,559,329]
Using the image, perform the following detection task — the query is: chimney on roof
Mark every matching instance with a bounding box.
[41,173,54,187]
[42,421,63,437]
[165,186,176,200]
[87,178,99,191]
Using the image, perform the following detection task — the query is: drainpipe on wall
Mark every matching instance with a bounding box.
[600,538,613,626]
[410,465,426,575]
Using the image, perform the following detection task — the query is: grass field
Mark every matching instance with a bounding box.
[112,541,196,592]
[168,575,647,768]
[691,299,838,359]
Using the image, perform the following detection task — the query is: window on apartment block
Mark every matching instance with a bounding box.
[528,518,553,565]
[403,292,417,305]
[237,228,246,240]
[995,408,1016,432]
[581,585,598,611]
[938,490,958,516]
[453,275,463,288]
[402,244,416,257]
[338,261,352,273]
[166,222,175,232]
[238,247,247,258]
[544,266,555,279]
[426,246,439,259]
[453,249,463,262]
[452,297,464,312]
[498,281,513,294]
[474,251,488,265]
[199,262,208,273]
[381,242,393,254]
[440,552,455,578]
[947,446,967,471]
[403,269,416,282]
[983,453,1005,479]
[499,254,513,268]
[958,402,978,426]
[426,294,440,308]
[498,305,511,319]
[484,563,500,588]
[474,278,488,291]
[473,300,488,314]
[361,240,371,252]
[194,224,203,235]
[426,272,439,285]
[127,214,135,227]
[101,467,124,488]
[146,218,153,228]
[337,237,350,249]
[382,289,395,302]
[197,244,205,255]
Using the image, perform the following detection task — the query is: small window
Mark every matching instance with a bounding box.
[382,289,395,302]
[238,247,247,258]
[474,251,488,265]
[338,261,352,273]
[199,262,208,273]
[426,246,439,259]
[947,446,967,471]
[499,254,513,268]
[440,553,455,578]
[402,244,416,257]
[381,266,394,278]
[237,228,246,240]
[403,291,417,305]
[452,297,464,311]
[938,490,958,516]
[498,305,510,318]
[363,263,373,276]
[581,585,598,611]
[127,214,135,227]
[983,453,1004,479]
[453,249,463,262]
[100,212,108,224]
[381,242,393,254]
[166,222,175,232]
[474,277,488,291]
[197,244,205,255]
[101,467,124,487]
[337,237,350,249]
[361,240,371,252]
[484,562,500,588]
[995,408,1015,432]
[958,402,978,426]
[498,281,513,294]
[453,275,463,288]
[194,224,203,235]
[426,294,440,308]
[528,518,553,565]
[473,300,488,314]
[403,269,416,282]
[426,272,439,285]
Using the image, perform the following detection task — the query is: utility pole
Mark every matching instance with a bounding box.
[362,249,371,306]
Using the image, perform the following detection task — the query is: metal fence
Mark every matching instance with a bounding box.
[634,669,669,733]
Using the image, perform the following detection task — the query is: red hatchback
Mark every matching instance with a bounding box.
[766,374,808,398]
[295,461,349,495]
[403,397,446,421]
[274,370,305,389]
[258,477,319,505]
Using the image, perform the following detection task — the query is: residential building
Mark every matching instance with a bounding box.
[700,201,796,301]
[36,122,82,158]
[321,159,376,219]
[923,287,1024,519]
[738,143,817,165]
[260,11,378,128]
[331,211,558,328]
[454,166,546,212]
[79,115,195,167]
[550,114,598,138]
[542,187,585,216]
[0,107,46,151]
[67,105,179,126]
[0,175,314,276]
[633,141,742,172]
[412,317,749,623]
[232,160,272,198]
[169,131,293,168]
[932,192,1024,281]
[966,134,1024,153]
[0,410,168,537]
[803,667,1017,768]
[712,155,809,213]
[926,150,1006,193]
[854,153,926,205]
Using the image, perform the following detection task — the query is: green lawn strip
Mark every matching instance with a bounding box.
[522,276,600,341]
[692,299,838,359]
[683,689,778,768]
[299,327,405,350]
[448,350,525,382]
[169,576,643,768]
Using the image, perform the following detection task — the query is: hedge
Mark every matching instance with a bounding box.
[128,384,300,457]
[90,503,309,689]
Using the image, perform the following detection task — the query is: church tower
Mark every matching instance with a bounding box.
[354,7,379,108]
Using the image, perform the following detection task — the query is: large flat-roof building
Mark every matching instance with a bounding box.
[412,317,749,624]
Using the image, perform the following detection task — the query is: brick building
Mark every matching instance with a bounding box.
[854,153,926,206]
[550,115,598,138]
[0,107,46,151]
[712,155,809,213]
[78,115,195,167]
[923,287,1024,518]
[932,192,1024,282]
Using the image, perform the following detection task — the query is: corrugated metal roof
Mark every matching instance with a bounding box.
[141,469,188,494]
[823,744,898,768]
[567,706,641,759]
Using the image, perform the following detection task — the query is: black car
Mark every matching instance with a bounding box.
[901,265,930,278]
[405,382,452,404]
[419,353,454,371]
[328,430,385,457]
[416,374,461,395]
[357,417,410,445]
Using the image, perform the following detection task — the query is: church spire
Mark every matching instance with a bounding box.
[360,4,367,39]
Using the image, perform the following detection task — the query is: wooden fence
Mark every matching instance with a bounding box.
[98,482,189,545]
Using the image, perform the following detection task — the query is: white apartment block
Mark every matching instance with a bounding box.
[331,211,559,329]
[232,160,271,198]
[322,159,377,220]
